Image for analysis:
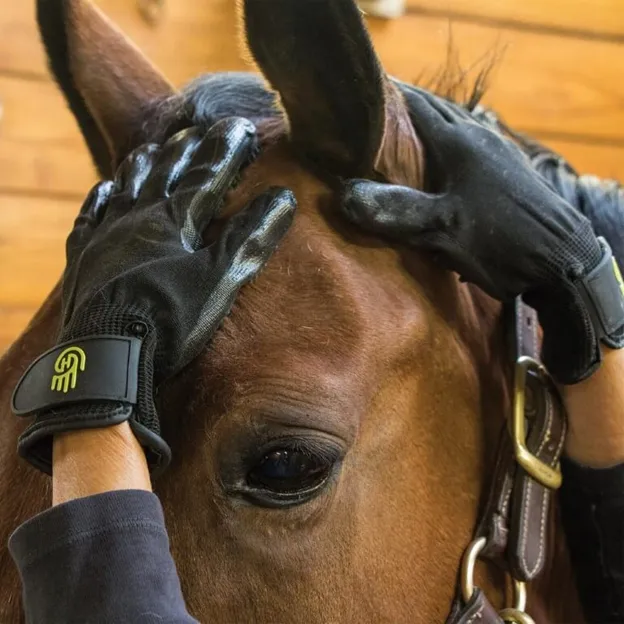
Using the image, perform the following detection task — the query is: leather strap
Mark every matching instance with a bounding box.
[508,366,565,580]
[447,298,567,623]
[449,590,504,624]
[579,237,624,339]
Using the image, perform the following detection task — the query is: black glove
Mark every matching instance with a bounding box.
[529,148,624,269]
[12,117,296,475]
[341,88,624,384]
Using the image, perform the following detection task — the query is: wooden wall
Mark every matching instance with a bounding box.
[1,0,623,351]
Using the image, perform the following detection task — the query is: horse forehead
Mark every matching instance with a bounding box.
[208,144,428,387]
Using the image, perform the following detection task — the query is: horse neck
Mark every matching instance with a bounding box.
[0,287,59,621]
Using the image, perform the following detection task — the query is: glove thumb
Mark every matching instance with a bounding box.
[341,180,446,242]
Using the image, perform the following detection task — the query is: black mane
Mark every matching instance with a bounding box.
[141,72,281,145]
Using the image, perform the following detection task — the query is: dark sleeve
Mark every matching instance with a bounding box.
[560,457,624,623]
[8,489,198,624]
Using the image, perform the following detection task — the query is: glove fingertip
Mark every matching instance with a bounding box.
[263,186,297,217]
[80,180,114,221]
[342,181,412,229]
[244,187,297,230]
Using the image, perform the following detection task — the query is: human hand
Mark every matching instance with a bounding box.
[341,88,624,384]
[12,117,296,475]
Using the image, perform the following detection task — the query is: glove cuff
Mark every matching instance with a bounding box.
[531,237,624,385]
[576,237,624,349]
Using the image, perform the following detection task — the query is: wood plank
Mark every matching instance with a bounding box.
[0,195,73,308]
[366,15,624,141]
[0,76,95,195]
[405,0,624,39]
[0,3,47,77]
[542,140,624,182]
[0,0,247,83]
[0,140,95,197]
[0,76,84,146]
[0,308,38,354]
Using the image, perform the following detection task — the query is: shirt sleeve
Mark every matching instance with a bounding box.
[8,489,198,624]
[560,457,624,623]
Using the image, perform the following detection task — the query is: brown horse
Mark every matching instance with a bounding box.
[0,0,583,621]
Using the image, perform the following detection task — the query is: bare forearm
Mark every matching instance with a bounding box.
[563,346,624,468]
[52,422,151,506]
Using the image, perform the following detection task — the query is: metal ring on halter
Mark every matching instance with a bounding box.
[511,579,527,612]
[498,608,536,624]
[461,538,535,624]
[460,536,487,603]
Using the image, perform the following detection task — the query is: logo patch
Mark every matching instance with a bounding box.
[51,346,87,393]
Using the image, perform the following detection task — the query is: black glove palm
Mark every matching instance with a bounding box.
[13,118,296,474]
[342,88,624,384]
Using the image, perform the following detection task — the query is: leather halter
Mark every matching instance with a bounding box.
[447,298,567,624]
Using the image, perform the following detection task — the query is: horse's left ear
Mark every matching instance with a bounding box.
[38,0,176,177]
[242,0,423,186]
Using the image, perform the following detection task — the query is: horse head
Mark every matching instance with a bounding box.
[0,0,582,621]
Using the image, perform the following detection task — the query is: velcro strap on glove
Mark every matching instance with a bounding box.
[578,237,624,342]
[12,336,141,416]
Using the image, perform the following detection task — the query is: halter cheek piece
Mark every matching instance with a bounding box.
[447,239,624,623]
[447,299,565,624]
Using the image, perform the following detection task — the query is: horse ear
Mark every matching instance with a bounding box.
[37,0,175,178]
[242,0,423,186]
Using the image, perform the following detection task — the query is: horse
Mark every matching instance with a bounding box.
[0,0,584,621]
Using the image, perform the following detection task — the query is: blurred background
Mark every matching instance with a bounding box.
[1,0,623,352]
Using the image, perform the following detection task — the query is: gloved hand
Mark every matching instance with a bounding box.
[12,117,296,475]
[341,88,624,384]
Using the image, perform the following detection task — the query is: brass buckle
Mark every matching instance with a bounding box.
[512,356,562,490]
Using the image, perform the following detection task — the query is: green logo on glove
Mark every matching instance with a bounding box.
[51,346,86,393]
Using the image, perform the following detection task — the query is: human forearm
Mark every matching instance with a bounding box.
[9,488,198,624]
[52,422,151,505]
[9,425,198,624]
[563,346,624,468]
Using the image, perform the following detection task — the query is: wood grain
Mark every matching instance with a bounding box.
[0,0,247,83]
[0,195,74,308]
[0,76,84,146]
[0,308,39,354]
[367,15,624,141]
[406,0,624,39]
[0,139,95,197]
[0,76,95,195]
[544,140,624,181]
[0,3,47,77]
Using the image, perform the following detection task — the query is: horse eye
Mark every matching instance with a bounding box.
[247,448,332,494]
